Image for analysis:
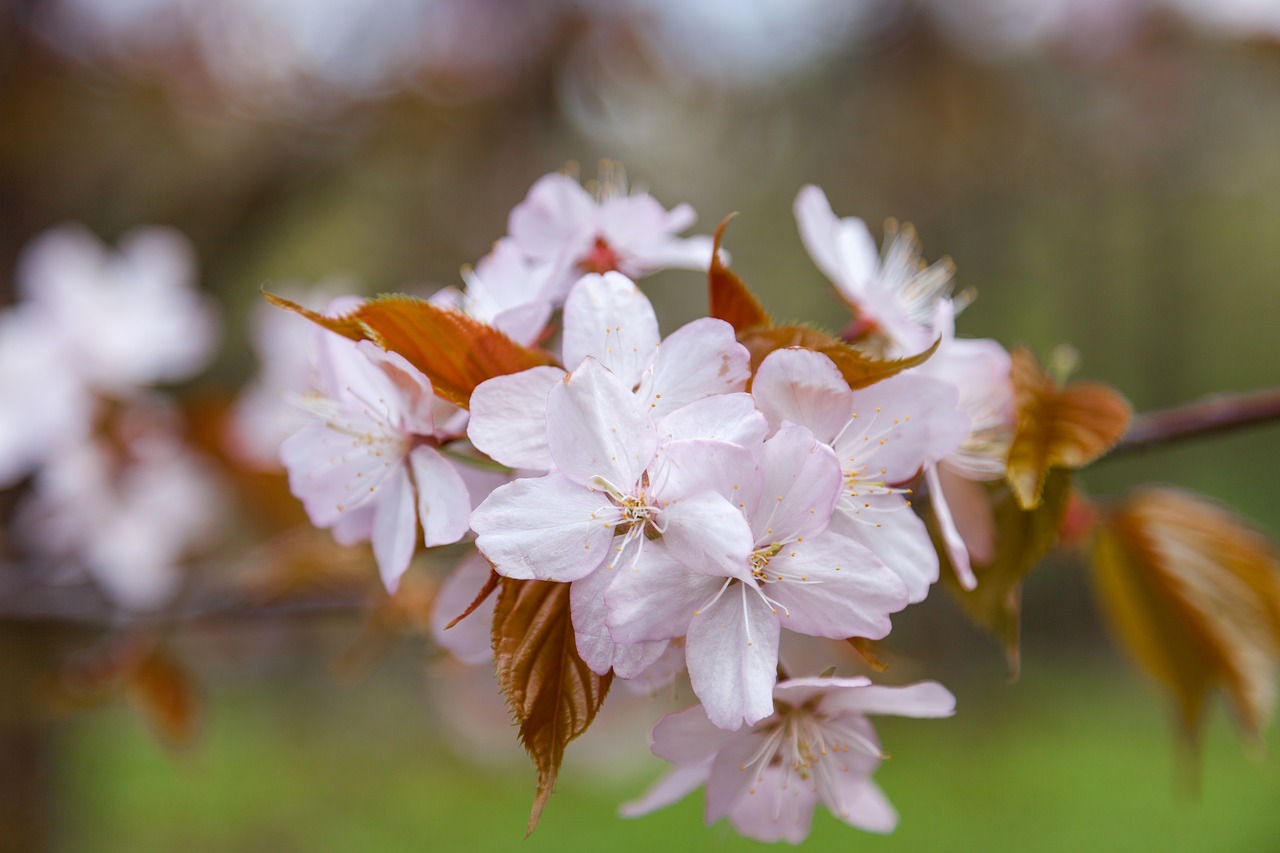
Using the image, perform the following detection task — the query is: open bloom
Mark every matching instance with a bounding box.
[794,185,952,357]
[751,348,969,600]
[507,169,714,301]
[606,425,910,730]
[623,677,956,844]
[15,224,218,393]
[471,357,756,677]
[280,323,472,592]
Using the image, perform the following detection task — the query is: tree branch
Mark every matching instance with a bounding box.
[1111,386,1280,457]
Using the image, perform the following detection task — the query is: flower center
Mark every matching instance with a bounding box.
[580,236,622,274]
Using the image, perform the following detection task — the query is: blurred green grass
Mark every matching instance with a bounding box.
[55,655,1279,853]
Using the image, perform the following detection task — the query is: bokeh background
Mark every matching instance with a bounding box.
[2,0,1280,850]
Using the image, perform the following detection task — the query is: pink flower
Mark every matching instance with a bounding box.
[794,185,952,357]
[623,676,956,844]
[470,357,756,677]
[605,425,910,730]
[751,348,969,601]
[507,170,714,301]
[279,323,472,592]
[15,224,218,393]
[18,427,224,611]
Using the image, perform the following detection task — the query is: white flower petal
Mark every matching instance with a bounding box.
[408,445,471,547]
[546,357,657,490]
[561,272,659,388]
[371,464,417,592]
[752,348,854,444]
[467,366,564,471]
[638,318,750,416]
[687,583,779,730]
[470,473,614,582]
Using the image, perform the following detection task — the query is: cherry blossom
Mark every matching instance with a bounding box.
[470,357,756,677]
[605,425,910,730]
[507,169,715,301]
[623,676,956,843]
[794,184,953,357]
[280,321,473,592]
[751,347,969,601]
[0,306,91,487]
[15,224,218,393]
[18,426,224,611]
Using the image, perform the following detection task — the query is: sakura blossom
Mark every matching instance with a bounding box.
[14,224,218,394]
[794,184,954,357]
[280,319,473,592]
[623,676,956,843]
[470,356,756,677]
[17,426,225,611]
[605,424,911,730]
[506,167,715,301]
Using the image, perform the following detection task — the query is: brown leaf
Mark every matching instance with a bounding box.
[846,637,889,672]
[264,291,555,408]
[708,216,771,333]
[1091,487,1280,739]
[126,648,202,748]
[492,578,612,835]
[941,469,1073,676]
[1006,348,1131,510]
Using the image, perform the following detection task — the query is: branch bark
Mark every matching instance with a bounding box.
[1110,386,1280,457]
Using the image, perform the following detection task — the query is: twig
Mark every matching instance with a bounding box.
[1111,386,1280,457]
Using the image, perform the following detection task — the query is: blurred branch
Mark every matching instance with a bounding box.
[1112,386,1280,457]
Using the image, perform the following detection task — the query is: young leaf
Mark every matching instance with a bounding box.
[264,291,554,408]
[492,578,612,835]
[708,216,771,333]
[1091,487,1280,740]
[940,470,1073,676]
[1006,348,1131,510]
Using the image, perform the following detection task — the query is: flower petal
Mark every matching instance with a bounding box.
[765,533,908,640]
[619,763,711,819]
[649,704,740,766]
[561,272,659,388]
[430,552,497,665]
[752,348,854,444]
[655,393,769,447]
[830,493,939,604]
[687,583,780,730]
[606,545,724,644]
[927,465,977,589]
[570,563,668,677]
[835,373,967,484]
[546,357,657,490]
[749,424,842,543]
[371,464,417,592]
[471,473,614,582]
[408,445,471,547]
[661,491,755,581]
[726,762,819,844]
[467,366,564,471]
[820,680,957,719]
[638,318,750,416]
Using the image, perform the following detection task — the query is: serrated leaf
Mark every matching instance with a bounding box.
[1006,348,1131,510]
[265,291,554,408]
[708,216,771,333]
[492,578,612,835]
[1091,487,1280,739]
[940,469,1073,676]
[445,566,500,630]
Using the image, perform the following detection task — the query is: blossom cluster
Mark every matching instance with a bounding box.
[272,169,1017,842]
[0,226,223,610]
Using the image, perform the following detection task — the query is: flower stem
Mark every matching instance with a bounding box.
[1111,386,1280,457]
